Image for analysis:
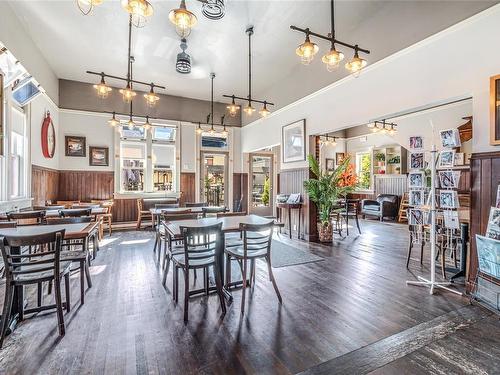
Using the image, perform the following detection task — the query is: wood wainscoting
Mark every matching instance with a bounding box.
[180,172,196,206]
[58,170,114,201]
[32,165,60,206]
[468,151,500,292]
[233,173,248,213]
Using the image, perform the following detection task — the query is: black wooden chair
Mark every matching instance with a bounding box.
[7,211,46,226]
[45,217,93,304]
[202,206,227,218]
[0,230,71,348]
[224,222,282,315]
[0,222,16,278]
[60,208,92,218]
[338,199,361,236]
[153,209,192,258]
[185,202,207,208]
[406,224,425,268]
[172,222,226,322]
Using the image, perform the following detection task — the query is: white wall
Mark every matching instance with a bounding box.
[180,122,196,173]
[58,110,115,171]
[0,2,58,104]
[29,94,59,170]
[241,5,500,167]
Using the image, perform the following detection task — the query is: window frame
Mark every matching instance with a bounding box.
[8,101,28,200]
[355,150,373,192]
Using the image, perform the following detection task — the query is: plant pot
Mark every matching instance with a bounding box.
[317,222,333,242]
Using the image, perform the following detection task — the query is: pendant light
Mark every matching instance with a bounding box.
[144,84,160,107]
[176,39,192,74]
[120,81,136,103]
[93,73,112,98]
[108,112,120,127]
[127,114,136,129]
[169,0,198,38]
[143,116,152,131]
[291,0,370,76]
[121,0,154,28]
[196,122,203,134]
[202,0,225,20]
[77,0,103,15]
[296,33,319,65]
[223,27,274,119]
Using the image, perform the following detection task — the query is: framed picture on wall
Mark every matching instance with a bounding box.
[282,119,306,163]
[65,136,86,157]
[335,152,345,166]
[325,158,335,171]
[89,146,109,166]
[490,74,500,145]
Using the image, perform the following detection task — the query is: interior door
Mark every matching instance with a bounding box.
[200,151,228,207]
[249,153,274,216]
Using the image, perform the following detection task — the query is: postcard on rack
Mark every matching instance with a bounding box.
[408,172,425,188]
[409,190,425,207]
[408,208,424,225]
[475,234,500,279]
[409,136,423,150]
[443,210,460,229]
[486,207,500,240]
[439,171,460,189]
[439,128,461,148]
[438,150,455,168]
[496,185,500,208]
[409,152,425,170]
[439,190,459,209]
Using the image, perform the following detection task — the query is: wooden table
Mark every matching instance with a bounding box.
[0,222,99,335]
[163,214,274,301]
[150,206,226,229]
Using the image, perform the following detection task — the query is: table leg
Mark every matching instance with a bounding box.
[220,233,233,302]
[288,208,292,239]
[451,223,468,282]
[298,207,301,240]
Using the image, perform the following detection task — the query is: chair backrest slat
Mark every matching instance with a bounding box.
[60,208,92,218]
[7,211,46,226]
[46,217,92,225]
[240,222,274,257]
[202,206,227,218]
[180,223,222,265]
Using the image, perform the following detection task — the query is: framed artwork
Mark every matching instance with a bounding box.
[335,152,345,166]
[282,119,306,163]
[325,158,335,171]
[65,136,86,157]
[439,171,460,189]
[409,136,423,150]
[89,146,109,166]
[490,74,500,145]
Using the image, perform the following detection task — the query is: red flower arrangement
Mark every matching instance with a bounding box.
[338,163,358,188]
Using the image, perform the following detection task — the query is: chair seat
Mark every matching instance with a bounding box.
[61,250,88,261]
[13,261,71,283]
[170,244,185,255]
[172,253,215,268]
[225,246,268,259]
[363,206,380,212]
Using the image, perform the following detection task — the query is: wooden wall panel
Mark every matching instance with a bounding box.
[233,173,248,212]
[180,172,196,205]
[58,170,114,202]
[112,198,138,223]
[31,165,59,206]
[469,152,500,292]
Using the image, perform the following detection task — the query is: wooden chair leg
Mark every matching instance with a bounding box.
[136,217,141,230]
[153,232,158,254]
[266,256,282,304]
[54,277,66,336]
[80,260,85,304]
[225,254,231,287]
[84,261,92,288]
[420,241,425,264]
[249,259,255,287]
[440,246,446,279]
[183,269,189,322]
[108,217,112,236]
[214,264,226,315]
[162,255,170,287]
[64,273,71,313]
[240,259,247,315]
[204,267,209,296]
[0,284,15,348]
[37,282,43,307]
[406,240,413,269]
[355,215,361,235]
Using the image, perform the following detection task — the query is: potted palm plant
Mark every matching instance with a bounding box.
[304,155,357,242]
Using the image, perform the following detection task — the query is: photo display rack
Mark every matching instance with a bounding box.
[406,124,463,296]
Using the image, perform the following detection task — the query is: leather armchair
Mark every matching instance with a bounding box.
[361,194,399,222]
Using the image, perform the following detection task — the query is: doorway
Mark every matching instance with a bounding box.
[249,153,274,216]
[200,151,228,206]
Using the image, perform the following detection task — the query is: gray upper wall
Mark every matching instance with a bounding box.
[58,79,242,127]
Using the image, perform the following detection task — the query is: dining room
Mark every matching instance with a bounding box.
[1,1,500,374]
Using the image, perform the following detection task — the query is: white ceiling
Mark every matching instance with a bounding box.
[7,0,495,124]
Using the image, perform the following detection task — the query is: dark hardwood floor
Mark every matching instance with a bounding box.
[0,219,498,374]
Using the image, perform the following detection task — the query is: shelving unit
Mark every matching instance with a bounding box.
[372,145,407,175]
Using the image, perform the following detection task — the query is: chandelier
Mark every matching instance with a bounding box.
[77,0,153,28]
[176,39,192,74]
[368,120,398,135]
[291,0,370,77]
[169,0,225,38]
[319,135,338,146]
[196,73,228,135]
[223,26,274,119]
[87,15,165,108]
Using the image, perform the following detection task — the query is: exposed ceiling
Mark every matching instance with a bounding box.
[7,0,496,124]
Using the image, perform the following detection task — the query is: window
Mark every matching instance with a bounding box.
[9,107,27,199]
[356,152,372,190]
[118,124,178,194]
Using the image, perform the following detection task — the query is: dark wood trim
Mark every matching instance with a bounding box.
[180,172,196,206]
[31,164,60,206]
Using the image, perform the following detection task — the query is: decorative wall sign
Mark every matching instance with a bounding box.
[282,119,306,163]
[41,111,56,158]
[490,74,500,145]
[65,136,86,157]
[89,146,109,166]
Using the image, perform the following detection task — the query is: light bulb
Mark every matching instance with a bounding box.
[296,35,319,65]
[322,46,344,72]
[345,49,367,77]
[244,103,255,115]
[259,105,271,118]
[119,83,136,103]
[108,112,120,127]
[93,76,112,99]
[122,0,153,28]
[144,86,160,107]
[196,124,203,134]
[77,0,103,15]
[169,0,197,38]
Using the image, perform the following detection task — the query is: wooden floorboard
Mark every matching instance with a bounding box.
[0,219,497,375]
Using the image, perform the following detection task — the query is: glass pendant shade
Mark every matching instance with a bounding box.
[108,112,120,127]
[144,86,160,107]
[296,35,319,65]
[176,39,191,74]
[121,0,154,28]
[259,103,271,118]
[322,45,345,72]
[202,0,225,20]
[169,0,198,38]
[120,82,137,103]
[226,97,239,117]
[143,117,152,131]
[127,117,136,129]
[345,50,367,77]
[196,123,203,134]
[243,102,256,115]
[77,0,103,15]
[93,76,112,99]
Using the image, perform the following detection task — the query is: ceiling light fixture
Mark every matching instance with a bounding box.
[120,81,137,103]
[169,0,198,38]
[369,120,397,135]
[77,0,103,15]
[223,26,274,118]
[108,112,120,127]
[121,0,154,28]
[226,95,239,118]
[196,122,203,134]
[93,73,112,98]
[176,38,192,74]
[143,116,152,131]
[202,0,225,20]
[291,0,370,76]
[144,84,160,107]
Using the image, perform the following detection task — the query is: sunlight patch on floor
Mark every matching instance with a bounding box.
[119,239,151,245]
